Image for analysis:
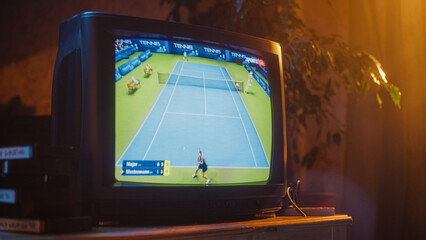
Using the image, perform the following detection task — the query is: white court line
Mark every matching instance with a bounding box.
[220,67,258,167]
[142,62,186,160]
[166,111,240,119]
[203,71,207,115]
[224,66,270,167]
[115,62,181,167]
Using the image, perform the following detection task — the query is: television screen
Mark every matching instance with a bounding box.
[114,38,272,185]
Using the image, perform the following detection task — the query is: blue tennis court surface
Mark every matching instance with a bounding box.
[117,62,269,168]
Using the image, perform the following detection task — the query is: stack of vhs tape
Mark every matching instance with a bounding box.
[0,144,91,233]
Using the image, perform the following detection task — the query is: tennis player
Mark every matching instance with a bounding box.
[245,71,253,93]
[192,149,210,185]
[234,82,241,91]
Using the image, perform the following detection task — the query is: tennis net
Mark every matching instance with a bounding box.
[157,72,244,92]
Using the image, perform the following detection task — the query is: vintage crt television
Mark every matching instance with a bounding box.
[51,12,286,223]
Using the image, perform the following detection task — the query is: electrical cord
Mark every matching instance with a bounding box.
[286,180,306,217]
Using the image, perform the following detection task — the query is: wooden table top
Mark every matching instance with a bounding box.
[0,215,353,240]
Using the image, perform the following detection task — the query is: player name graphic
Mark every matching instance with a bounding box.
[125,161,139,168]
[122,160,170,176]
[124,169,162,175]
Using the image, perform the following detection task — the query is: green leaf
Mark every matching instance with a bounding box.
[389,85,402,109]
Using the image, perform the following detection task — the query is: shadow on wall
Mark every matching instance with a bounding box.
[0,96,35,116]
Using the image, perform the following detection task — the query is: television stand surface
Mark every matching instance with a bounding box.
[0,215,352,240]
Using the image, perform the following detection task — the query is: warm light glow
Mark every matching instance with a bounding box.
[377,63,388,83]
[370,73,381,85]
[369,55,388,85]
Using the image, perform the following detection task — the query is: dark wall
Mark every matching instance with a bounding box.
[0,0,173,116]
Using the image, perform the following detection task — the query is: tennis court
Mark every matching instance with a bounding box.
[117,61,269,169]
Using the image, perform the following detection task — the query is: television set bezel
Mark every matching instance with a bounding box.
[51,12,287,222]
